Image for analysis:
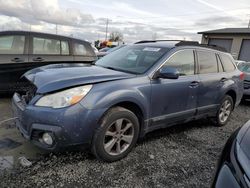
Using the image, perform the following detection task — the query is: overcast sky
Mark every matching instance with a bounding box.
[0,0,250,43]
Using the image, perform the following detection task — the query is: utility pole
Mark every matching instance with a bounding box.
[105,18,109,41]
[56,24,58,34]
[248,14,250,28]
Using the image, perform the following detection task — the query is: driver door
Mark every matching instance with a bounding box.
[150,49,199,127]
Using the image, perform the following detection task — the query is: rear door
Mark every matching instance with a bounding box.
[196,50,227,115]
[29,33,73,66]
[0,33,29,92]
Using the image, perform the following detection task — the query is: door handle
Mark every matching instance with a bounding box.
[11,57,23,62]
[189,81,200,88]
[33,57,44,62]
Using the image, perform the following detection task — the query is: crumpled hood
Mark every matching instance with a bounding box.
[24,63,135,94]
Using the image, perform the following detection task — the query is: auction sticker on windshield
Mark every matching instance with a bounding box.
[143,47,161,52]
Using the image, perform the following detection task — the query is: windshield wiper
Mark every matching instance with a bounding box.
[104,66,118,71]
[98,65,136,74]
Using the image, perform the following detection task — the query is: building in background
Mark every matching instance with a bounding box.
[198,28,250,61]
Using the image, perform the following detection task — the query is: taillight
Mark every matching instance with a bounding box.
[240,72,244,80]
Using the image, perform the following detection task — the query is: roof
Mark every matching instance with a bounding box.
[0,30,90,43]
[198,28,250,34]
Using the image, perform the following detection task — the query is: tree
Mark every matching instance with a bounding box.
[109,31,123,42]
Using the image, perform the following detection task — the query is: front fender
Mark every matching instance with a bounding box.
[80,78,151,119]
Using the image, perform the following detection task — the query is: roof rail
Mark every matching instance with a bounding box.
[134,40,187,44]
[176,41,227,52]
[134,40,227,52]
[175,41,199,46]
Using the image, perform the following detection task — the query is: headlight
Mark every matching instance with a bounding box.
[35,85,92,108]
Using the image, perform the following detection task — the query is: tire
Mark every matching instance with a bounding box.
[91,107,140,162]
[213,95,234,127]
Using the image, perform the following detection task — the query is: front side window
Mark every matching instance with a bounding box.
[33,37,60,55]
[95,45,169,74]
[74,43,87,55]
[162,50,195,76]
[197,51,218,74]
[0,35,25,54]
[220,54,236,72]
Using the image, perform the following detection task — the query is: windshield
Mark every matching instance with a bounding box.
[107,45,126,53]
[95,45,169,74]
[238,63,250,73]
[99,47,110,52]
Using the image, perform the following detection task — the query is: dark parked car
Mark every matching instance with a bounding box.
[12,41,244,162]
[212,120,250,188]
[237,62,250,100]
[0,31,96,93]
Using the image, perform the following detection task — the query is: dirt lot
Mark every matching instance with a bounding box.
[0,97,250,188]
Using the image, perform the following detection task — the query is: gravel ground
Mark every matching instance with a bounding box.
[1,101,250,188]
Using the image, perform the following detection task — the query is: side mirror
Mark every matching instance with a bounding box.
[154,67,179,79]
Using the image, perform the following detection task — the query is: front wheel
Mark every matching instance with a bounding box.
[91,107,140,162]
[213,95,234,126]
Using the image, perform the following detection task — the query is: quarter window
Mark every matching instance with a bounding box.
[74,43,87,55]
[197,51,218,74]
[220,54,235,72]
[163,50,195,76]
[0,35,25,54]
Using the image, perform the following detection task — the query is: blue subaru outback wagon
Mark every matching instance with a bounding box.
[12,41,244,162]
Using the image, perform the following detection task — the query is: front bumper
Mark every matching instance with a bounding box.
[12,93,107,150]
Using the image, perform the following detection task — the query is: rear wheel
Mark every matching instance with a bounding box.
[91,107,139,162]
[213,95,234,126]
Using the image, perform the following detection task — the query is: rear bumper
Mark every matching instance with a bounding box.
[12,93,107,151]
[243,88,250,98]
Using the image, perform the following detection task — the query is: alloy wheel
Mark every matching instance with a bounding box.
[219,99,232,123]
[103,118,134,156]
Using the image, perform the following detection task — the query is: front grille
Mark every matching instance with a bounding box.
[17,78,37,104]
[244,80,250,89]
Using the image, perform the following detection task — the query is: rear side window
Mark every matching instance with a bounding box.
[163,50,195,76]
[0,35,25,54]
[197,51,218,74]
[33,37,60,55]
[33,37,69,55]
[220,54,236,72]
